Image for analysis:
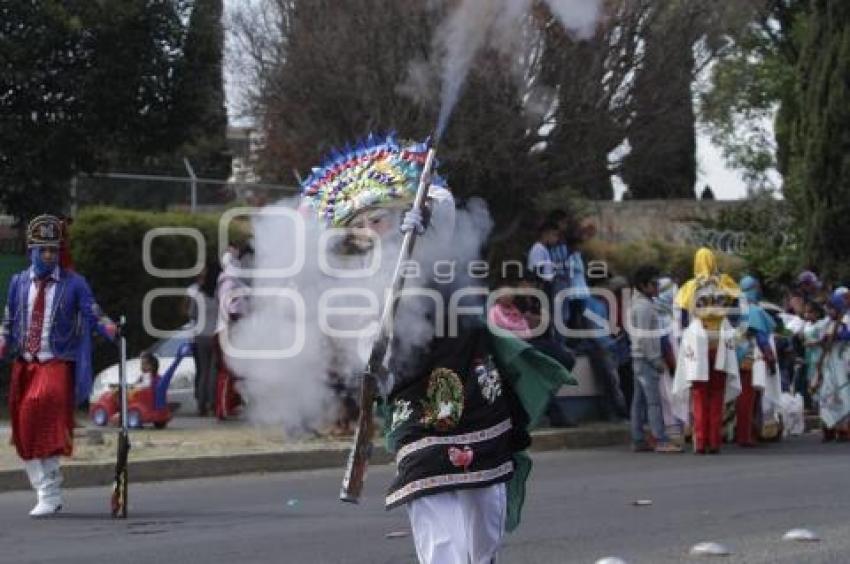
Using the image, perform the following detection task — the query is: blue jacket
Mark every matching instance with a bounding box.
[2,267,114,404]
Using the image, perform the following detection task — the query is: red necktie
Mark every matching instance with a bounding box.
[26,279,49,355]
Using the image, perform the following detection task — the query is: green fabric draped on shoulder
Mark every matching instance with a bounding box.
[487,329,576,532]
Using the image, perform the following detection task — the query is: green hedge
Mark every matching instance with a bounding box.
[71,207,242,370]
[0,254,27,414]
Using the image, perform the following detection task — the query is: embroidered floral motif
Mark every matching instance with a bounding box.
[448,445,474,471]
[390,399,413,432]
[683,346,696,361]
[420,367,464,431]
[474,361,502,404]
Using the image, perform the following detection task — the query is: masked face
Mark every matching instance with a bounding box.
[694,283,737,330]
[340,208,399,254]
[31,246,58,278]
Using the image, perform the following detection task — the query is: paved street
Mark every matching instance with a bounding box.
[0,434,848,564]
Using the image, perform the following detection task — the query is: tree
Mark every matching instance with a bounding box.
[233,0,765,212]
[699,0,808,192]
[784,0,850,281]
[0,1,233,219]
[235,0,543,229]
[0,1,191,221]
[171,0,231,179]
[621,2,699,199]
[81,0,231,210]
[535,18,619,200]
[76,0,197,211]
[0,1,93,221]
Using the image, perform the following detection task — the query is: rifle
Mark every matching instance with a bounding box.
[339,142,437,503]
[111,316,130,518]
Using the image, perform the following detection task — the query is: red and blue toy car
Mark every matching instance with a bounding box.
[89,342,193,429]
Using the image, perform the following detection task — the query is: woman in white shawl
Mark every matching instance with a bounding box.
[810,293,850,442]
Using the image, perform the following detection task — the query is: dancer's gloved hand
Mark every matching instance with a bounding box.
[104,322,119,341]
[400,207,426,235]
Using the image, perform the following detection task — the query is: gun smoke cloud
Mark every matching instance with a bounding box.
[225,199,493,435]
[407,0,602,140]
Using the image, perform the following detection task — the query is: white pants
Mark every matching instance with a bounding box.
[406,482,506,564]
[23,457,63,505]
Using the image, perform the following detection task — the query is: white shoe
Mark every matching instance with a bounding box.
[29,498,63,518]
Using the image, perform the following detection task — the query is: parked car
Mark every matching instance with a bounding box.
[89,327,197,420]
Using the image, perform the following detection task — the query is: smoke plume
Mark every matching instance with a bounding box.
[419,0,602,140]
[226,198,492,435]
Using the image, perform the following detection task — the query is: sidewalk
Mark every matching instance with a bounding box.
[0,416,629,493]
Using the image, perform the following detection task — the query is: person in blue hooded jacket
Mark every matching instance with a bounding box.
[735,275,777,447]
[0,215,116,517]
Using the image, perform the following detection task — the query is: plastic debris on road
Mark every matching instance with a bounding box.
[595,557,629,564]
[285,499,300,508]
[782,528,820,542]
[632,499,653,506]
[385,530,410,539]
[689,542,731,557]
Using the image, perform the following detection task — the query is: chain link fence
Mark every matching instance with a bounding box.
[72,172,298,215]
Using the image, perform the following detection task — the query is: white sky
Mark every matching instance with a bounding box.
[695,133,748,199]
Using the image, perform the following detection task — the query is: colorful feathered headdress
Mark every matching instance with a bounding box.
[299,133,446,227]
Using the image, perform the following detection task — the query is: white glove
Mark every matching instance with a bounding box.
[400,207,426,235]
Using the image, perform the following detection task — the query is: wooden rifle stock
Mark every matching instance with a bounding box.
[339,144,437,503]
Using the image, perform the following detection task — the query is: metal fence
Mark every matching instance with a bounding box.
[72,171,299,214]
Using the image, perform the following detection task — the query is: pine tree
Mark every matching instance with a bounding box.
[0,1,190,220]
[171,0,231,179]
[621,3,698,200]
[785,0,850,280]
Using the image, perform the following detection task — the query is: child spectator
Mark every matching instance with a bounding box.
[527,222,559,287]
[137,351,161,391]
[629,265,682,453]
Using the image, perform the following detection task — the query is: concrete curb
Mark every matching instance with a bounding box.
[0,425,628,493]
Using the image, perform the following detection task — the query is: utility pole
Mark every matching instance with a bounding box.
[183,157,197,213]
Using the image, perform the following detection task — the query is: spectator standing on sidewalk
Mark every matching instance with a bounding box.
[810,293,850,442]
[214,244,251,420]
[735,275,779,447]
[629,266,682,453]
[185,264,219,416]
[607,276,634,408]
[656,276,688,438]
